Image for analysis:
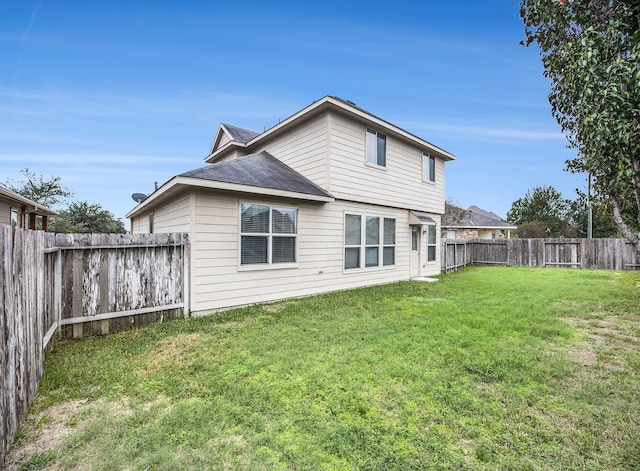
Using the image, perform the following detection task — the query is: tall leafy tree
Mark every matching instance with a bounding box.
[4,168,73,209]
[521,0,640,254]
[569,190,620,237]
[50,201,127,234]
[507,185,573,237]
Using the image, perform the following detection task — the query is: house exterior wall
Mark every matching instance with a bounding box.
[327,111,445,214]
[0,199,12,226]
[0,197,26,229]
[250,113,330,189]
[131,192,192,234]
[129,101,449,314]
[153,192,192,233]
[150,189,442,315]
[218,133,231,148]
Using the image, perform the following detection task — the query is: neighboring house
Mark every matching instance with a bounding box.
[443,205,516,240]
[0,185,57,231]
[126,96,455,314]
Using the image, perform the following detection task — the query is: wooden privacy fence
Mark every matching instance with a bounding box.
[1,226,189,464]
[442,238,639,272]
[45,232,190,340]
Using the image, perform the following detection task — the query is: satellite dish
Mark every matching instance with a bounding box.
[131,193,148,203]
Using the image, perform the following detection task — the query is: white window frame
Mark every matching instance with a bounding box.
[427,224,437,262]
[366,128,386,168]
[10,208,19,230]
[344,213,395,270]
[239,202,298,269]
[422,153,436,183]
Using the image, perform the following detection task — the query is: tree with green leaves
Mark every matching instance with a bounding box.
[569,189,620,237]
[49,201,127,234]
[521,0,640,253]
[4,168,73,209]
[507,185,574,237]
[442,198,467,227]
[5,169,126,233]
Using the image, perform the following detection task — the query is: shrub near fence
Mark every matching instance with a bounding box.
[1,226,189,465]
[442,238,639,272]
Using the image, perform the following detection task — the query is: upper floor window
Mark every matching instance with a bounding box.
[241,203,297,265]
[423,153,435,183]
[366,128,386,167]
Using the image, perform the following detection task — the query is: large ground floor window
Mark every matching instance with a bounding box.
[241,203,297,265]
[345,213,395,269]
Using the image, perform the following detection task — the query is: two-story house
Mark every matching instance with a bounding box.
[126,96,455,315]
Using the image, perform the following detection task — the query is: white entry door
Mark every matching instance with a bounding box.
[410,227,421,277]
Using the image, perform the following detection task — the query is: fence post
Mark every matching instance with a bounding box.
[183,241,191,318]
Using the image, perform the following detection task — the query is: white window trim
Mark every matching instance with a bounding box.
[238,202,299,271]
[426,223,437,263]
[422,153,436,184]
[344,212,396,272]
[366,128,387,169]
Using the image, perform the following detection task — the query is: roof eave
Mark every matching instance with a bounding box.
[444,225,518,230]
[126,176,334,219]
[0,187,58,216]
[204,96,456,163]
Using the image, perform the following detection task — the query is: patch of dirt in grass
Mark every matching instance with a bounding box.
[139,332,204,375]
[5,398,135,471]
[570,347,598,366]
[565,315,638,374]
[262,301,293,314]
[4,399,100,471]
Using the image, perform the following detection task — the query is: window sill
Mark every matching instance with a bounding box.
[343,265,396,274]
[238,262,298,272]
[365,162,387,171]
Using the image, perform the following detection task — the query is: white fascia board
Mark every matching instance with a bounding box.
[205,140,247,163]
[205,96,455,163]
[126,176,334,219]
[173,176,334,202]
[0,187,58,215]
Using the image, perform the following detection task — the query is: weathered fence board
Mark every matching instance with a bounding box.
[1,226,53,465]
[1,226,189,465]
[42,232,189,339]
[442,238,639,272]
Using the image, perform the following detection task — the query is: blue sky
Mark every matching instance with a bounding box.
[1,0,585,223]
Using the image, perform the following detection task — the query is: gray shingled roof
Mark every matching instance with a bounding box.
[459,205,515,228]
[221,123,261,144]
[179,151,333,199]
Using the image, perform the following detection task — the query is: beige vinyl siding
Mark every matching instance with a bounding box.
[218,133,231,148]
[328,112,445,214]
[189,193,425,315]
[153,192,192,233]
[0,200,11,226]
[252,113,330,189]
[131,213,150,233]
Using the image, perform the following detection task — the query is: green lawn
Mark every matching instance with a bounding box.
[9,267,640,470]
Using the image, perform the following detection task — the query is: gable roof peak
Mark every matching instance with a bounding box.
[220,123,261,144]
